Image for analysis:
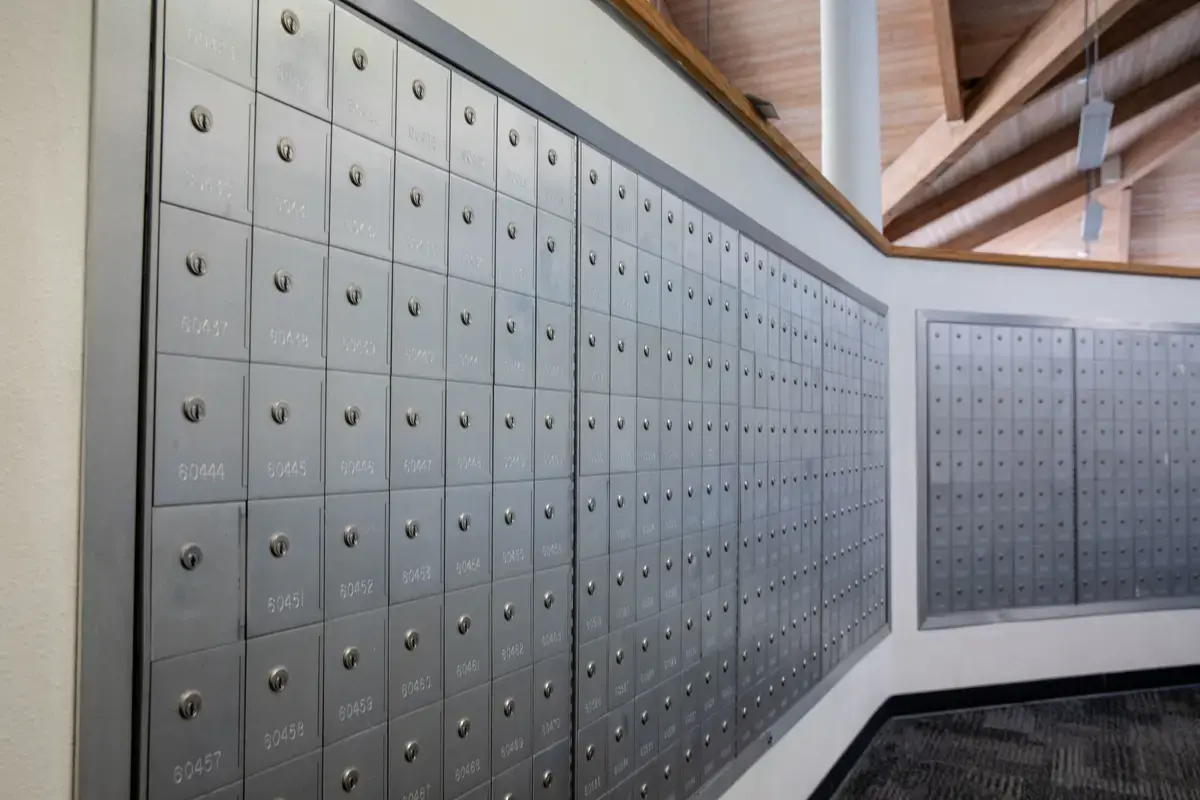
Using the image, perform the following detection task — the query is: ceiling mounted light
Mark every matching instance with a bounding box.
[745,93,780,121]
[1076,99,1114,170]
[1075,0,1111,171]
[1080,198,1104,244]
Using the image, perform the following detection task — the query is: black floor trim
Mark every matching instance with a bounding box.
[806,662,1200,800]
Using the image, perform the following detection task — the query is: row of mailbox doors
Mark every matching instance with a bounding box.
[146,586,749,799]
[163,0,882,324]
[928,387,1200,422]
[151,489,856,659]
[147,697,750,800]
[929,552,1200,613]
[930,324,1200,362]
[159,214,859,388]
[930,356,1200,393]
[154,355,867,506]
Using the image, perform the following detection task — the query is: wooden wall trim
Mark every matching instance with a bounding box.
[890,245,1200,278]
[602,0,1199,281]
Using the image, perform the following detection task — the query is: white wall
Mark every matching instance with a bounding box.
[0,0,91,797]
[881,259,1200,694]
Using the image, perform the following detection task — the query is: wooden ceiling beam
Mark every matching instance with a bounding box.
[946,97,1200,250]
[930,0,965,121]
[1116,188,1133,262]
[650,0,675,25]
[882,0,1143,217]
[944,176,1091,251]
[884,55,1200,241]
[1036,0,1200,97]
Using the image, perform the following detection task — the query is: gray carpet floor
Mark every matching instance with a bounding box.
[834,687,1200,799]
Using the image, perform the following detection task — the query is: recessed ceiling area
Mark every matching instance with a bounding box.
[655,0,1200,269]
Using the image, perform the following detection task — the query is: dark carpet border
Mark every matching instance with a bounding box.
[806,662,1200,800]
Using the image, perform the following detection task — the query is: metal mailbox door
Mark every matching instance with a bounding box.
[246,496,323,636]
[389,487,445,602]
[147,643,245,800]
[497,97,538,206]
[444,484,493,590]
[391,264,447,380]
[496,193,537,295]
[444,584,492,694]
[533,654,573,751]
[154,355,248,506]
[394,152,450,274]
[492,667,534,776]
[150,503,245,660]
[533,566,572,660]
[388,702,444,800]
[324,492,388,619]
[249,228,326,369]
[161,58,254,223]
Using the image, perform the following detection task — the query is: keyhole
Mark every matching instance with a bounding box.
[341,768,359,792]
[179,543,203,570]
[185,251,207,276]
[269,532,290,558]
[189,105,212,133]
[178,691,203,720]
[277,137,295,162]
[268,667,289,692]
[181,396,206,423]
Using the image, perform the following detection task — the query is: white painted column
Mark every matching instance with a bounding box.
[820,0,883,229]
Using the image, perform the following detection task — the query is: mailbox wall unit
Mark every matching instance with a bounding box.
[114,1,890,799]
[918,311,1200,629]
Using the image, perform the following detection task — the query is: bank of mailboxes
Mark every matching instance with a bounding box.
[925,319,1200,621]
[147,1,888,798]
[572,136,889,800]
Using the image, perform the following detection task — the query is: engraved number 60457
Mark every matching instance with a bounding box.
[172,750,221,784]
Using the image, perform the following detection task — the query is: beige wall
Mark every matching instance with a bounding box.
[0,0,91,797]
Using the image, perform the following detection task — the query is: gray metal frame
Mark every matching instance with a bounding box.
[74,0,154,798]
[916,309,1200,630]
[75,0,891,798]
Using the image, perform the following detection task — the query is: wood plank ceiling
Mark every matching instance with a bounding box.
[658,0,1200,269]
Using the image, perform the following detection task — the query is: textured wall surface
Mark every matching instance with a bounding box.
[0,0,91,796]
